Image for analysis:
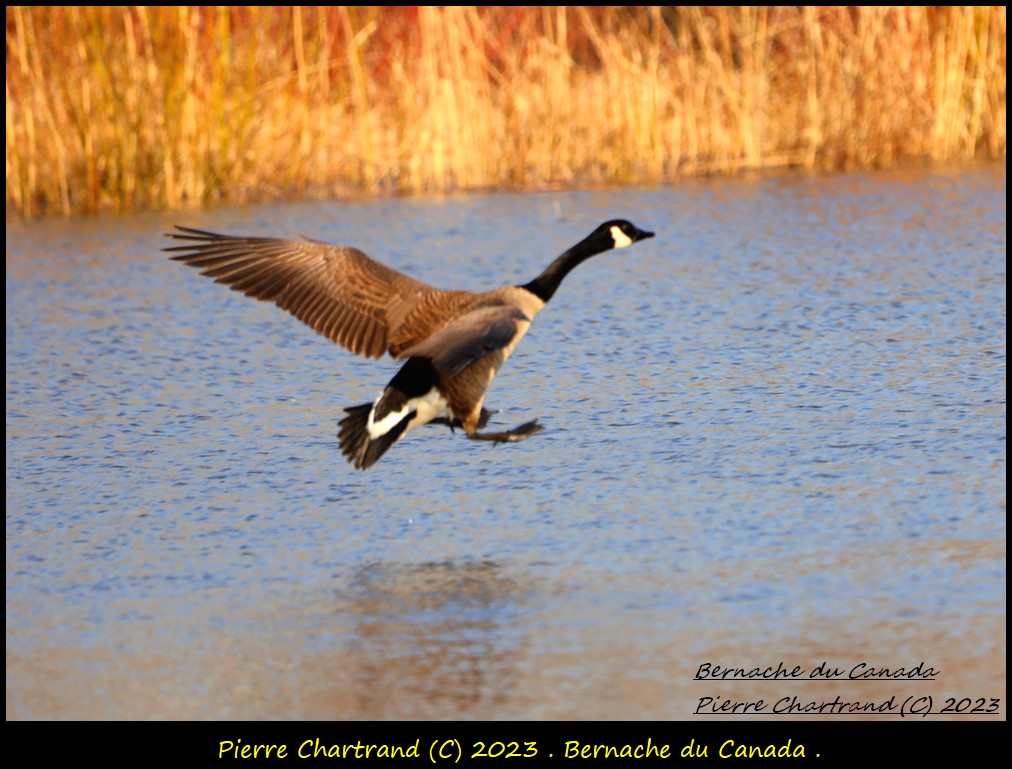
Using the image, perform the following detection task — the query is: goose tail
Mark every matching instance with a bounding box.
[338,403,409,470]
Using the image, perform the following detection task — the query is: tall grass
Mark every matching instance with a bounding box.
[6,6,1006,218]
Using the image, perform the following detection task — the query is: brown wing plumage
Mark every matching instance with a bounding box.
[165,226,472,358]
[398,304,531,377]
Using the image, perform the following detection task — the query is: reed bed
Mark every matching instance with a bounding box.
[6,6,1006,218]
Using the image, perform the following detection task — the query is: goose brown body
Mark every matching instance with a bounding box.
[165,220,654,468]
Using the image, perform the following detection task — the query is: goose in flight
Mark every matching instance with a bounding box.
[166,219,654,468]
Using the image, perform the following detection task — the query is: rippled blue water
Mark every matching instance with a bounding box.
[6,167,1005,719]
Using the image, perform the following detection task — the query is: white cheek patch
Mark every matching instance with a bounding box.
[610,226,634,249]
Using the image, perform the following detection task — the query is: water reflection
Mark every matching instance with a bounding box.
[338,560,526,718]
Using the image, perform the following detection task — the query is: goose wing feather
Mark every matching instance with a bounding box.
[398,304,531,377]
[165,226,459,358]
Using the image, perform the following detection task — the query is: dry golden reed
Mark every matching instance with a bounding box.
[6,6,1006,218]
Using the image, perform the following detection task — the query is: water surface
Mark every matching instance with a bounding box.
[6,167,1006,719]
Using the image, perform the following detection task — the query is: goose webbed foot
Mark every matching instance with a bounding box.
[468,419,544,445]
[430,407,494,433]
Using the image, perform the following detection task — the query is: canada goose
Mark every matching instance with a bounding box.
[165,219,654,468]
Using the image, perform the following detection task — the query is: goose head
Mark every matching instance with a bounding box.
[598,219,655,249]
[520,219,655,303]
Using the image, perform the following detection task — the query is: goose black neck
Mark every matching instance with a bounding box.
[520,233,612,303]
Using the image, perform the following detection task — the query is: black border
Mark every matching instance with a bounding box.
[7,719,1004,767]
